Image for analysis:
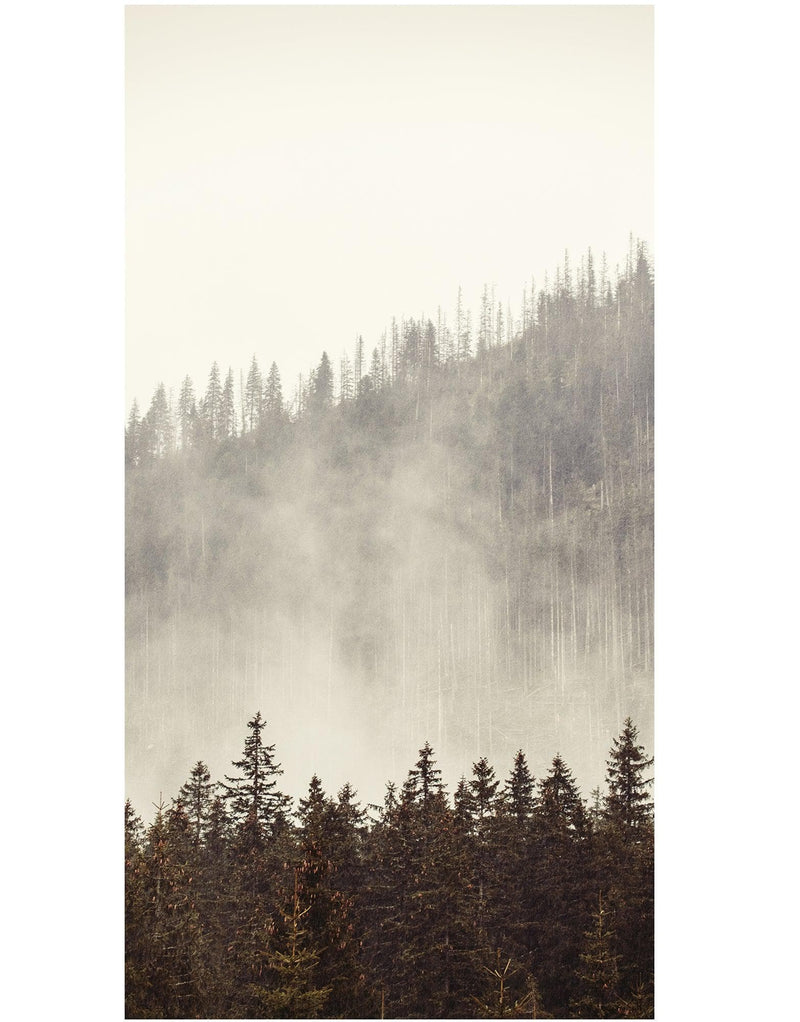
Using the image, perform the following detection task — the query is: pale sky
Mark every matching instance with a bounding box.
[126,4,653,412]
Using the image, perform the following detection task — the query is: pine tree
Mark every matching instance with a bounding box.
[405,740,445,818]
[203,361,222,441]
[264,361,283,421]
[177,375,196,450]
[310,351,334,411]
[339,352,354,403]
[597,722,655,1009]
[176,760,214,847]
[537,753,588,838]
[125,799,213,1017]
[470,756,500,824]
[143,382,173,459]
[603,717,654,838]
[503,750,535,824]
[220,712,292,842]
[453,775,475,832]
[369,346,384,390]
[125,400,141,466]
[220,366,237,439]
[244,355,262,433]
[571,893,622,1019]
[472,949,546,1019]
[529,755,593,1014]
[248,870,332,1019]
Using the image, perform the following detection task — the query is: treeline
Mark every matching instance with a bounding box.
[125,240,652,465]
[125,241,652,796]
[125,714,654,1019]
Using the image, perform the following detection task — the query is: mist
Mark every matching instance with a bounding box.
[126,250,653,824]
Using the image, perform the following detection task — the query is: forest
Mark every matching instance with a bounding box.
[125,713,654,1019]
[125,241,654,813]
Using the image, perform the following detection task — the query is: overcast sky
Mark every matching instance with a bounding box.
[126,4,653,412]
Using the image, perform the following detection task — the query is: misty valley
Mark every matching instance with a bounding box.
[125,243,654,1018]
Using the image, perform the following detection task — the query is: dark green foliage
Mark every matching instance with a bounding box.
[503,749,535,824]
[125,715,654,1018]
[220,711,292,841]
[604,717,654,837]
[571,893,622,1018]
[176,760,214,847]
[125,801,215,1018]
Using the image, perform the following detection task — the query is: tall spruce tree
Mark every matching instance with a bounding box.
[603,717,654,837]
[220,712,291,842]
[176,760,214,847]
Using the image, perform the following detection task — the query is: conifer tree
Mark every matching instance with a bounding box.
[453,774,475,832]
[571,893,622,1019]
[369,346,384,390]
[309,351,334,411]
[220,712,292,841]
[125,800,212,1017]
[220,367,237,439]
[176,760,214,847]
[203,362,222,440]
[503,750,535,824]
[470,756,500,824]
[405,740,445,817]
[244,355,262,433]
[249,870,332,1019]
[264,360,283,421]
[603,717,654,838]
[529,755,593,1014]
[125,400,140,466]
[143,382,173,459]
[177,375,196,450]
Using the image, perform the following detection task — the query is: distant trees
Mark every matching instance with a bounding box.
[309,351,334,411]
[244,355,262,433]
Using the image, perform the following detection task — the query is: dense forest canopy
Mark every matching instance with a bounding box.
[125,240,653,820]
[125,714,654,1018]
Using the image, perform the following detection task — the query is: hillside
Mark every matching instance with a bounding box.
[125,244,654,811]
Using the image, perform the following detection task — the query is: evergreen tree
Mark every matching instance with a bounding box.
[244,355,262,433]
[176,760,214,847]
[220,366,237,439]
[405,740,445,817]
[204,362,222,441]
[453,774,475,832]
[220,712,292,841]
[503,749,535,824]
[369,346,384,390]
[125,800,212,1017]
[571,893,622,1019]
[177,375,196,450]
[249,870,332,1019]
[527,755,594,1013]
[143,382,173,459]
[537,753,588,839]
[470,756,500,825]
[309,351,334,411]
[603,717,654,838]
[125,400,141,467]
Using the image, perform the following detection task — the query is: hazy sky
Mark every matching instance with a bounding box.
[126,4,653,412]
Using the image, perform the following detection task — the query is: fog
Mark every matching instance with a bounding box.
[126,5,653,413]
[125,6,653,824]
[126,294,654,822]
